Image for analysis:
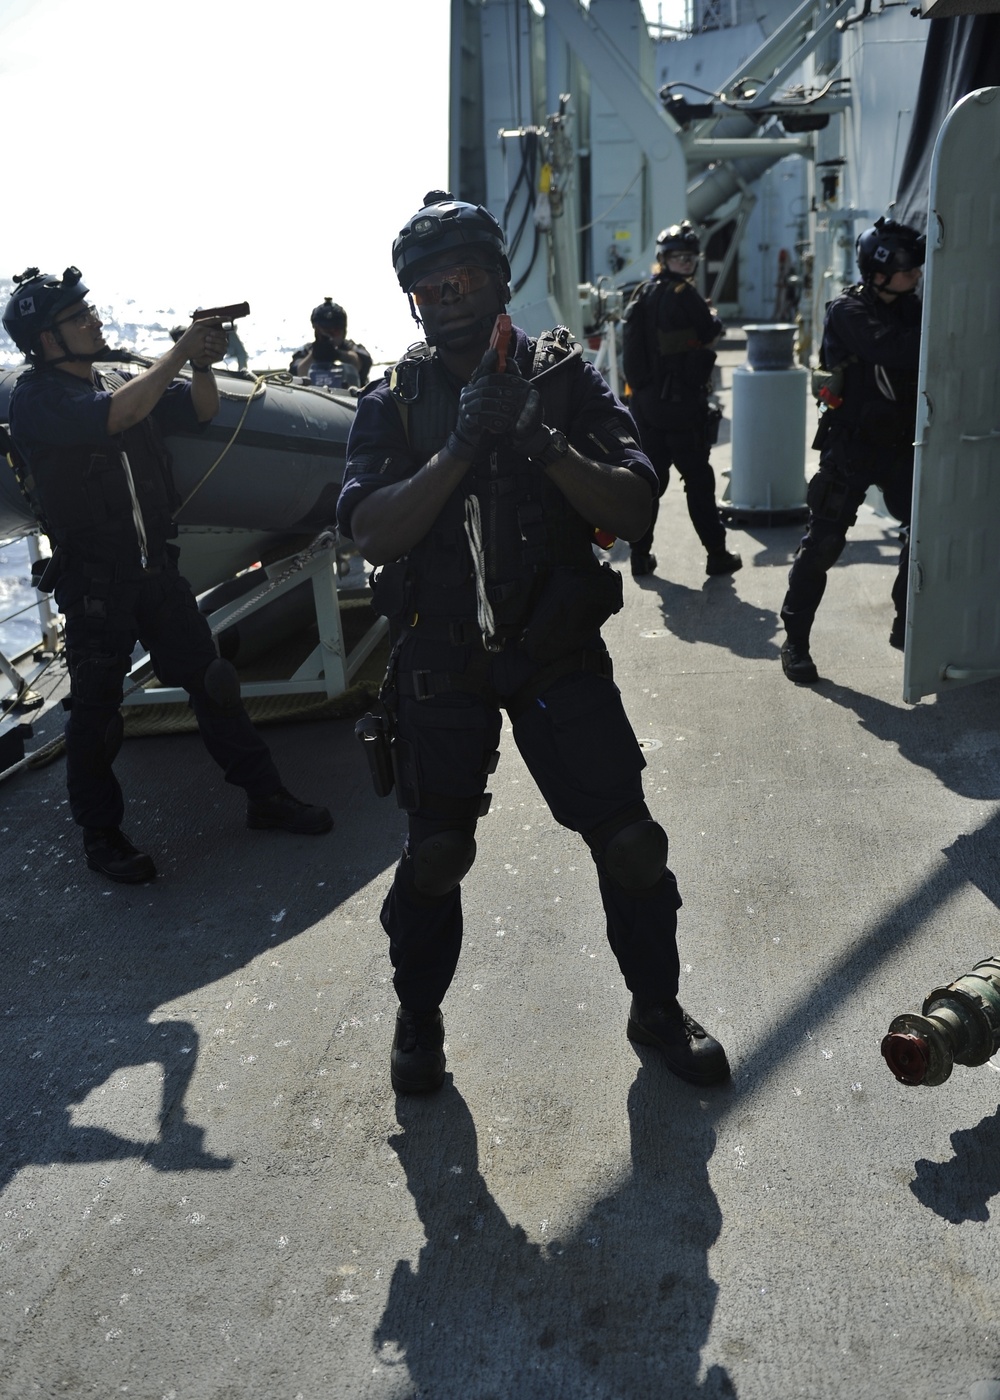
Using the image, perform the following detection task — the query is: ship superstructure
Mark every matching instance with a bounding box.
[450,0,928,355]
[450,0,1000,702]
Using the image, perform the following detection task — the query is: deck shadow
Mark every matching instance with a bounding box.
[634,572,780,661]
[910,1106,1000,1223]
[822,678,1000,800]
[375,1068,737,1398]
[0,713,403,1193]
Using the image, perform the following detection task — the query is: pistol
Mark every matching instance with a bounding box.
[192,302,250,325]
[489,313,512,373]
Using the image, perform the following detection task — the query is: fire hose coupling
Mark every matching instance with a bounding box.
[881,957,1000,1086]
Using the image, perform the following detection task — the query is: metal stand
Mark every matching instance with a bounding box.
[0,534,62,711]
[123,547,387,707]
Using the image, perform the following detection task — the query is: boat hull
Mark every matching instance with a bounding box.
[0,364,352,555]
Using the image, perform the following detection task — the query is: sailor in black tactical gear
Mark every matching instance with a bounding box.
[3,267,333,885]
[289,297,372,388]
[779,218,924,683]
[621,222,741,579]
[338,192,730,1094]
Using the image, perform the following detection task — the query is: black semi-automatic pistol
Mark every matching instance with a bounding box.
[192,302,250,325]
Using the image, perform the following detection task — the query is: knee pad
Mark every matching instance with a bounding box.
[604,818,669,892]
[412,829,477,899]
[202,657,242,711]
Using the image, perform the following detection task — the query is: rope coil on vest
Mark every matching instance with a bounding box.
[462,493,497,647]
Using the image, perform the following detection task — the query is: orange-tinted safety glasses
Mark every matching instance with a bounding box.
[410,265,493,306]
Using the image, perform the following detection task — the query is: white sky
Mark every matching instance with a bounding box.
[0,0,683,363]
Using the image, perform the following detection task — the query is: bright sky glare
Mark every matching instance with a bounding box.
[0,0,685,362]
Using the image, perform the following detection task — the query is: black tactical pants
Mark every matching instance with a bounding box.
[379,635,682,1014]
[780,438,913,644]
[56,565,281,830]
[631,415,726,557]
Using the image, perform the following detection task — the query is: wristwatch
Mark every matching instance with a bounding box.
[530,426,569,467]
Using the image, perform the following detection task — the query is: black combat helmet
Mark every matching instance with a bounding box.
[2,266,89,355]
[392,191,511,293]
[311,297,347,332]
[656,222,701,261]
[856,218,925,281]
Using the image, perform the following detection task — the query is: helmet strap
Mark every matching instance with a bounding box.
[43,325,104,367]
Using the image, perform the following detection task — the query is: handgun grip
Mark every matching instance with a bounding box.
[489,313,512,373]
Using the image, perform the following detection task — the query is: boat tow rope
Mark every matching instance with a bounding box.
[172,369,289,519]
[173,369,355,518]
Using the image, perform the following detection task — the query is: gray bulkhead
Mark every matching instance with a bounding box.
[905,86,1000,703]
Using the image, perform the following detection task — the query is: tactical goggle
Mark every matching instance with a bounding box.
[53,303,100,329]
[409,264,493,306]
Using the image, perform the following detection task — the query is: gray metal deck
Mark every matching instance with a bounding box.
[2,346,998,1399]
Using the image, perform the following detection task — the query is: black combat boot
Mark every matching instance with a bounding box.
[780,638,819,684]
[627,998,730,1086]
[630,551,657,577]
[889,617,905,651]
[246,787,333,834]
[391,1007,446,1094]
[83,827,156,884]
[706,549,742,576]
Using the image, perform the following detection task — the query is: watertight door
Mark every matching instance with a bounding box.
[904,87,1000,704]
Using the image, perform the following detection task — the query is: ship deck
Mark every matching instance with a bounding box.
[2,345,999,1400]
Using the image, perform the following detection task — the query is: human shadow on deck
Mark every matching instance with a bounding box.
[0,716,404,1194]
[910,1107,1000,1223]
[634,571,780,662]
[375,1069,737,1399]
[736,521,905,573]
[822,677,1000,800]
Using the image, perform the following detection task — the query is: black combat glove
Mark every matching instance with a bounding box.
[446,349,541,459]
[312,338,337,364]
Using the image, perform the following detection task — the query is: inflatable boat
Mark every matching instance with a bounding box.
[0,363,355,592]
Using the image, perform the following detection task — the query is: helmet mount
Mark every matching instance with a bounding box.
[392,190,511,294]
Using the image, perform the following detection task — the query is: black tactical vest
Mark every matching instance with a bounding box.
[387,331,602,634]
[12,368,181,569]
